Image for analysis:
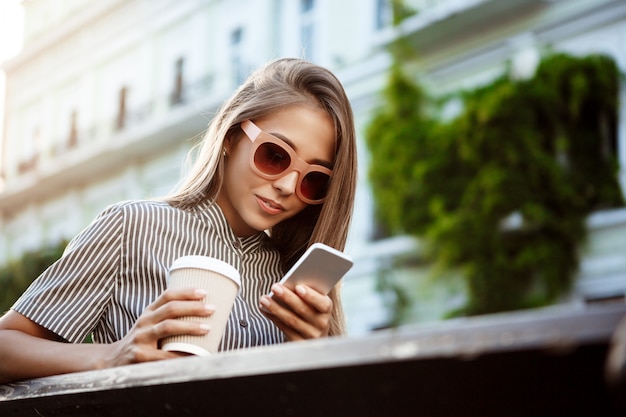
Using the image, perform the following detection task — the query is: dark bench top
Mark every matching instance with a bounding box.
[1,303,625,416]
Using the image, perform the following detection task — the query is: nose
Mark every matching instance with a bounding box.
[272,171,299,196]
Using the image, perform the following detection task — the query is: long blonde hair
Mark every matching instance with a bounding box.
[165,58,357,335]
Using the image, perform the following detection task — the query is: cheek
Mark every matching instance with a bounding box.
[231,156,250,177]
[224,152,266,198]
[226,145,253,181]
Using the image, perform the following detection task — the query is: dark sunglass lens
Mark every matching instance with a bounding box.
[255,142,291,175]
[301,171,330,200]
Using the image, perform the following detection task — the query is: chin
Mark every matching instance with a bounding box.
[243,214,281,234]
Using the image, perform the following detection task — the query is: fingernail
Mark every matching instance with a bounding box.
[296,285,306,296]
[260,296,271,307]
[195,289,208,297]
[205,304,216,312]
[272,284,283,295]
[199,323,211,331]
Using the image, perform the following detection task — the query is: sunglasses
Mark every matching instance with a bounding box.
[240,120,333,204]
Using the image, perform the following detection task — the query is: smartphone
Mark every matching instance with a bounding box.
[269,243,353,298]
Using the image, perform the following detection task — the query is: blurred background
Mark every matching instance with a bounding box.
[1,0,625,336]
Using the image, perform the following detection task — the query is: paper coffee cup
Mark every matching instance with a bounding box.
[161,256,240,356]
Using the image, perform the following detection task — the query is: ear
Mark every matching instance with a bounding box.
[223,127,244,156]
[222,134,234,157]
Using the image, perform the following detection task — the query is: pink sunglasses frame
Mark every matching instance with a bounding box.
[240,119,333,204]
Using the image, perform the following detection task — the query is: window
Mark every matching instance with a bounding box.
[300,0,316,61]
[171,57,185,106]
[18,126,40,173]
[301,0,314,12]
[116,86,127,130]
[375,0,393,30]
[68,110,78,148]
[231,27,245,85]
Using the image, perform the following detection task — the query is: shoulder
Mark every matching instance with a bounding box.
[96,199,180,219]
[78,200,187,236]
[103,199,174,212]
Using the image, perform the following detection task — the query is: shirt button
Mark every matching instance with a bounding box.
[233,240,241,249]
[239,319,248,328]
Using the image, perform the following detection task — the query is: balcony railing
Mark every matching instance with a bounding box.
[0,304,624,416]
[7,73,216,184]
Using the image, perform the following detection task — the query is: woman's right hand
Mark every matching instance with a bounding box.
[98,288,214,368]
[0,288,213,383]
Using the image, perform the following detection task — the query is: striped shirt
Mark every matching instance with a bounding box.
[12,200,285,350]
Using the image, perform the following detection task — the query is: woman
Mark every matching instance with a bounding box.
[0,58,357,383]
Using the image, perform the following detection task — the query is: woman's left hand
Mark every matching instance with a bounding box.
[259,284,332,341]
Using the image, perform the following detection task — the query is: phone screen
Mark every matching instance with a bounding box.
[271,243,353,297]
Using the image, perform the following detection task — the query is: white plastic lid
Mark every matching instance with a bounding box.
[170,256,241,287]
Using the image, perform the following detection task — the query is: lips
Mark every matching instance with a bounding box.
[256,195,284,215]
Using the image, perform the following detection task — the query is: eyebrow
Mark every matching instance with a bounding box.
[269,131,334,169]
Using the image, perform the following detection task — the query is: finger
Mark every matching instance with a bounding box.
[293,286,332,336]
[134,299,214,336]
[271,284,332,333]
[261,310,305,341]
[132,318,211,345]
[146,288,209,312]
[274,323,304,342]
[152,319,211,340]
[128,345,194,363]
[269,284,316,318]
[152,301,215,325]
[260,294,322,339]
[294,285,333,314]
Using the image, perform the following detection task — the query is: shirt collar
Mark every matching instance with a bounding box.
[192,199,270,253]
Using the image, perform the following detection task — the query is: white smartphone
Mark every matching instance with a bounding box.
[269,243,353,298]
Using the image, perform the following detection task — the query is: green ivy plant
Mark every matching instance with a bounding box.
[0,241,67,313]
[366,52,624,316]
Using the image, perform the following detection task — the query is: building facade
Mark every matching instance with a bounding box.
[1,0,625,334]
